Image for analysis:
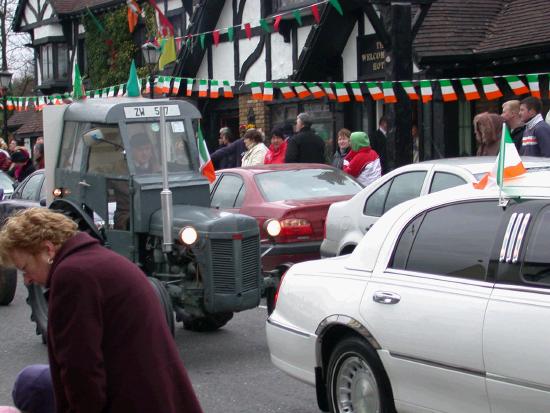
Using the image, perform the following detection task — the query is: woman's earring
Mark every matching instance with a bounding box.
[47,257,53,265]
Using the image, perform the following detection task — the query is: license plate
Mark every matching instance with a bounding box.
[124,105,181,118]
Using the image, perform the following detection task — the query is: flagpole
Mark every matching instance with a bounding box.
[498,125,507,207]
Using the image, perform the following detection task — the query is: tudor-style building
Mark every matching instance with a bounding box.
[174,0,550,165]
[13,0,195,96]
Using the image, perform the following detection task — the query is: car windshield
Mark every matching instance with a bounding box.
[255,168,362,202]
[126,121,192,175]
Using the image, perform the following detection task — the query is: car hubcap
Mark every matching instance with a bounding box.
[335,355,380,413]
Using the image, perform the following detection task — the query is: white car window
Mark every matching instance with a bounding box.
[429,172,467,193]
[384,171,426,213]
[521,208,550,286]
[391,201,504,280]
[363,179,391,217]
[211,174,244,209]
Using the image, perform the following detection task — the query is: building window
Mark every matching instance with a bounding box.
[168,14,184,38]
[58,43,69,80]
[41,44,54,81]
[272,0,316,11]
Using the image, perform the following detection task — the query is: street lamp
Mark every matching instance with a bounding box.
[0,70,13,143]
[141,42,162,99]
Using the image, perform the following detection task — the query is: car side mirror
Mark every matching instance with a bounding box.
[39,198,47,207]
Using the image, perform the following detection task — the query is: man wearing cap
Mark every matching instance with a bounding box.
[284,112,326,163]
[12,365,54,413]
[343,131,381,187]
[9,147,35,183]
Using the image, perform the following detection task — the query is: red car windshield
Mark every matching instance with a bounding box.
[254,168,362,202]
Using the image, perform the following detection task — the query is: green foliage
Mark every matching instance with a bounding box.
[83,4,158,89]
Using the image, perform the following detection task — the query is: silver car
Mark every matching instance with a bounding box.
[321,156,550,257]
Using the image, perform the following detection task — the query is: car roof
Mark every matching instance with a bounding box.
[419,156,550,175]
[347,170,550,273]
[217,163,336,175]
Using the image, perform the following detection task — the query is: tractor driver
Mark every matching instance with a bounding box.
[130,133,159,174]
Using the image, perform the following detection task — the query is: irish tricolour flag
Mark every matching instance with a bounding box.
[197,126,216,183]
[473,125,526,190]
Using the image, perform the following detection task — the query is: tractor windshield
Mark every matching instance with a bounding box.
[126,121,192,175]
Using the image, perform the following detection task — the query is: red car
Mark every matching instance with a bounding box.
[210,164,362,270]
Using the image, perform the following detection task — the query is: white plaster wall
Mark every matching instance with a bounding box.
[78,24,85,35]
[211,42,235,80]
[296,26,309,59]
[271,33,293,80]
[166,0,183,12]
[241,0,259,28]
[217,0,233,30]
[34,24,63,40]
[23,0,39,25]
[363,15,376,35]
[239,36,265,82]
[342,23,358,81]
[43,3,53,19]
[196,57,209,80]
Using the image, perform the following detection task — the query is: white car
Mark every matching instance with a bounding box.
[321,156,550,257]
[267,170,550,413]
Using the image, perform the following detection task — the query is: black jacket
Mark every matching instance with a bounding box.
[511,125,526,152]
[370,129,388,174]
[284,126,326,163]
[210,138,247,169]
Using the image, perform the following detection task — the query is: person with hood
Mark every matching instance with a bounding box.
[331,128,351,169]
[473,112,503,156]
[343,131,381,187]
[264,127,287,164]
[9,147,35,183]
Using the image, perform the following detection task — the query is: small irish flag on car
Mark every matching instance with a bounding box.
[473,125,526,190]
[197,126,216,183]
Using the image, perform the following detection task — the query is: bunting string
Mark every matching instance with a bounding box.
[5,71,550,112]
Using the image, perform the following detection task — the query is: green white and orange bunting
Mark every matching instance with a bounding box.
[460,78,480,101]
[8,71,550,112]
[420,80,432,103]
[481,77,503,100]
[439,79,457,102]
[526,74,540,98]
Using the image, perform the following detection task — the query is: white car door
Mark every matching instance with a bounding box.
[360,200,505,413]
[484,203,550,413]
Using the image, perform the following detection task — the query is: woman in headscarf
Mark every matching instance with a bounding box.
[241,128,268,166]
[0,208,203,413]
[343,131,382,186]
[474,112,503,156]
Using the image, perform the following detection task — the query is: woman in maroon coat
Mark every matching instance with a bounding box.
[0,208,203,413]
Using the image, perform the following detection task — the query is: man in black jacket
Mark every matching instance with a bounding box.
[370,116,388,174]
[284,112,326,163]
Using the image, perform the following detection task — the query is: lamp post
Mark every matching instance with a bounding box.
[0,70,13,143]
[141,42,162,99]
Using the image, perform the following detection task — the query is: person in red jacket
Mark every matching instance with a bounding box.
[343,131,381,187]
[264,127,287,164]
[0,208,203,413]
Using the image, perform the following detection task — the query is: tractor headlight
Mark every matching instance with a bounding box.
[179,226,198,245]
[264,219,281,238]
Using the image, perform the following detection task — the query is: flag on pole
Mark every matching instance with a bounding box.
[186,78,194,96]
[350,82,364,102]
[481,77,503,100]
[439,79,457,102]
[420,80,433,103]
[505,75,529,96]
[334,83,350,103]
[382,81,397,103]
[526,74,541,98]
[306,82,325,99]
[473,125,526,190]
[366,82,384,100]
[250,82,263,100]
[158,37,177,70]
[222,80,234,98]
[197,126,216,183]
[400,81,418,100]
[263,82,274,101]
[293,82,311,99]
[321,82,336,100]
[279,83,296,99]
[198,79,208,97]
[460,78,480,100]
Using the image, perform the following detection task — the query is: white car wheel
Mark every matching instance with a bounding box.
[327,337,394,413]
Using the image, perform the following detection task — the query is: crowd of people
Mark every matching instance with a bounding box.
[0,136,45,186]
